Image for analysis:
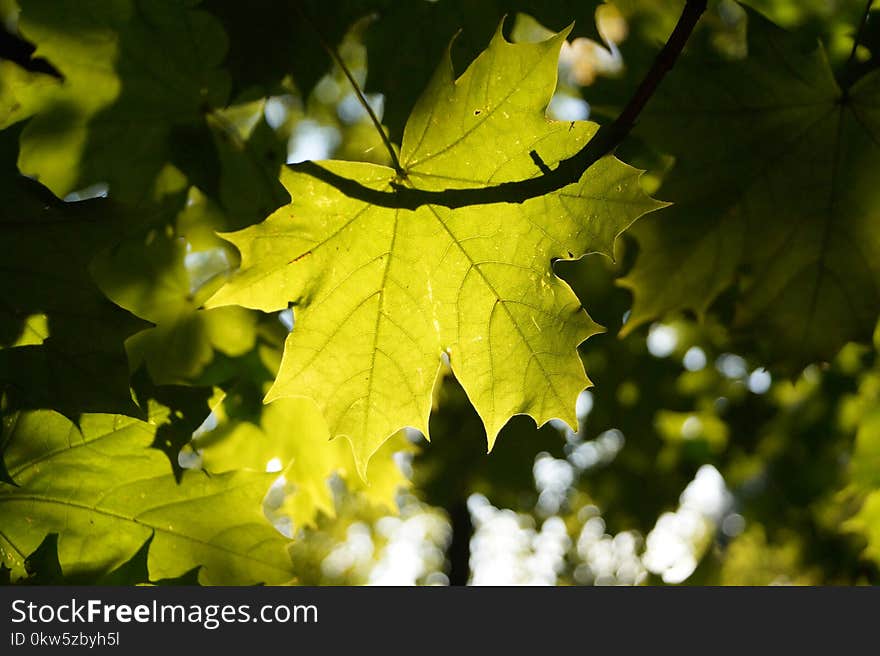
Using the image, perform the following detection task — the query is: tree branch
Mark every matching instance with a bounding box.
[293,0,707,210]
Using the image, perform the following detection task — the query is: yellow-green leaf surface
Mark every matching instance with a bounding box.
[0,60,59,130]
[16,0,229,202]
[846,489,880,567]
[620,9,880,365]
[208,28,663,473]
[844,399,880,566]
[0,408,294,585]
[194,397,411,530]
[850,408,880,493]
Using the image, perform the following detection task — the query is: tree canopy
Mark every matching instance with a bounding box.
[1,0,879,586]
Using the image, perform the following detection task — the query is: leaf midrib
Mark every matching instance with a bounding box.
[0,487,289,574]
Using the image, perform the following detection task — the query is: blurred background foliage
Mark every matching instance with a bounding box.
[1,0,879,585]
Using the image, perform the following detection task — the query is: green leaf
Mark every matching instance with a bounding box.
[843,397,880,567]
[364,0,605,138]
[0,60,59,130]
[208,27,663,473]
[345,429,414,511]
[209,100,290,229]
[194,397,410,530]
[204,0,377,99]
[130,371,216,480]
[0,408,294,585]
[0,131,149,417]
[198,398,339,530]
[620,8,880,366]
[16,0,229,202]
[92,225,257,386]
[21,533,64,585]
[845,490,880,567]
[205,0,604,136]
[4,532,201,585]
[851,408,880,493]
[414,370,566,511]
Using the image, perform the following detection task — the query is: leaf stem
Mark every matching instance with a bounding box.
[847,0,875,68]
[296,3,405,176]
[293,0,707,209]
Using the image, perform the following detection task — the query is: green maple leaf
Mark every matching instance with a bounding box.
[850,408,880,494]
[0,60,59,130]
[209,100,290,229]
[414,371,567,511]
[204,0,378,99]
[363,0,605,138]
[620,8,880,366]
[9,527,200,584]
[845,491,880,567]
[0,407,294,585]
[192,397,412,531]
[843,335,880,564]
[92,220,257,386]
[16,0,229,202]
[208,27,663,473]
[0,128,148,417]
[206,0,603,138]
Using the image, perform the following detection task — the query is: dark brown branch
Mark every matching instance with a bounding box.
[292,0,707,210]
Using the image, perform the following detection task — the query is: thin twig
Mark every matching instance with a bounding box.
[294,0,707,209]
[295,2,404,176]
[847,0,875,67]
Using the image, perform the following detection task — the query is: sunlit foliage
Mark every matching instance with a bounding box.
[1,0,879,586]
